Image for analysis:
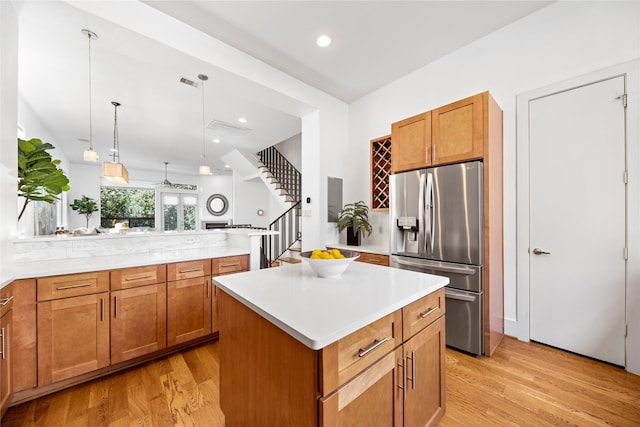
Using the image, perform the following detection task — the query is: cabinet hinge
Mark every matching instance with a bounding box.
[623,247,628,260]
[616,93,628,108]
[623,171,628,184]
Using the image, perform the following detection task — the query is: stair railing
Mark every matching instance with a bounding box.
[257,146,301,203]
[261,201,301,268]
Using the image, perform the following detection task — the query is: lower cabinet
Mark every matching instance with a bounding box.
[37,292,110,386]
[0,294,13,418]
[111,284,167,364]
[320,348,403,427]
[167,277,212,346]
[403,316,446,427]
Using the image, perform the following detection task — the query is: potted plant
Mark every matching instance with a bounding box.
[336,200,372,246]
[17,138,70,221]
[70,195,99,228]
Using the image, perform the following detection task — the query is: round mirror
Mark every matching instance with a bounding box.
[206,194,229,216]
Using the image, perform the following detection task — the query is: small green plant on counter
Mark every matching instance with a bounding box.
[70,195,99,228]
[17,138,70,221]
[336,200,372,238]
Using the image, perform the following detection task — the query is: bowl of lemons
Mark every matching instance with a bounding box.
[300,248,360,279]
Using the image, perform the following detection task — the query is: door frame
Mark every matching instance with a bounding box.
[515,60,640,373]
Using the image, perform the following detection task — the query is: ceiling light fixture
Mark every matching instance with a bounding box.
[198,74,211,175]
[81,29,98,162]
[316,34,332,47]
[213,138,220,143]
[102,101,129,184]
[237,117,247,124]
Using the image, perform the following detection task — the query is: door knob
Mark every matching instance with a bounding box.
[532,248,550,255]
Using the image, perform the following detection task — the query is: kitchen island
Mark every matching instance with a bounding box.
[214,261,448,426]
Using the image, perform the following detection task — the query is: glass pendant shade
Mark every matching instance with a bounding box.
[103,162,129,184]
[199,164,211,175]
[83,148,98,162]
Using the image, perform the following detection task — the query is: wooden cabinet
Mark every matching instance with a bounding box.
[371,135,392,211]
[356,251,390,267]
[167,260,212,346]
[110,265,166,364]
[320,347,403,427]
[392,112,431,173]
[37,272,110,386]
[0,289,14,418]
[211,255,249,334]
[403,316,446,427]
[431,93,484,165]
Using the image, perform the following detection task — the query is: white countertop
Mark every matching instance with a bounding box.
[213,261,448,350]
[10,246,249,280]
[326,243,389,256]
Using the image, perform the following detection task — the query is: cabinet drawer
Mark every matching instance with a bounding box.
[110,264,166,290]
[321,310,402,394]
[212,255,249,276]
[402,288,445,340]
[0,284,13,317]
[167,259,211,281]
[356,252,390,267]
[37,272,110,301]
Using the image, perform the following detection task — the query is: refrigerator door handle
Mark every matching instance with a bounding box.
[418,172,427,255]
[425,172,434,255]
[445,288,478,302]
[393,258,476,275]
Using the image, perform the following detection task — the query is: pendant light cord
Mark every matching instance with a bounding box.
[202,78,206,162]
[88,33,93,150]
[112,102,120,163]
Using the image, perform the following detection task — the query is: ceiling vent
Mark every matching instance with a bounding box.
[179,76,199,88]
[207,119,252,134]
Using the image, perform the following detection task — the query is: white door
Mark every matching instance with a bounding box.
[529,76,626,366]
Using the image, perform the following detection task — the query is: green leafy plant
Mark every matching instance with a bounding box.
[336,200,372,237]
[17,138,70,221]
[70,195,98,228]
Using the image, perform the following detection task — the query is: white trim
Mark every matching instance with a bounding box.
[516,60,640,374]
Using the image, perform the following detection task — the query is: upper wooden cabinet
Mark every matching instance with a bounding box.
[431,92,484,164]
[392,112,431,173]
[391,92,489,172]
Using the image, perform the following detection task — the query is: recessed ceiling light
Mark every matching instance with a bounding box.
[213,138,221,143]
[238,117,247,124]
[225,164,230,168]
[316,34,332,47]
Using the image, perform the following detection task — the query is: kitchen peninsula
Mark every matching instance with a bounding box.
[214,261,448,426]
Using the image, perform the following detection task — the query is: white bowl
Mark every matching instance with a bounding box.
[300,250,360,279]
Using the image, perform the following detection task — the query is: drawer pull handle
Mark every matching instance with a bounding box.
[179,267,202,273]
[0,327,5,360]
[221,262,240,268]
[419,307,438,318]
[358,337,390,358]
[126,274,154,281]
[0,296,14,306]
[56,283,92,291]
[100,298,105,322]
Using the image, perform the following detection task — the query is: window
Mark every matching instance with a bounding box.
[100,187,155,229]
[162,193,198,231]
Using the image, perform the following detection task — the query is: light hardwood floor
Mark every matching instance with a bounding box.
[3,337,640,426]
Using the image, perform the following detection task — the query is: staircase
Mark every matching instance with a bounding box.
[257,146,302,268]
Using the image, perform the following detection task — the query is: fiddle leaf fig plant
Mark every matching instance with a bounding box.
[336,200,373,237]
[17,138,70,221]
[70,195,98,228]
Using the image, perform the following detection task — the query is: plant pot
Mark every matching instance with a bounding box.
[346,226,361,246]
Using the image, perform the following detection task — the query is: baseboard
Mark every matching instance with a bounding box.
[504,317,518,338]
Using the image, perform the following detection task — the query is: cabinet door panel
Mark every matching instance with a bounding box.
[320,348,402,427]
[111,284,167,364]
[404,316,446,427]
[167,278,212,346]
[392,112,431,173]
[37,293,110,386]
[0,309,12,418]
[432,93,484,165]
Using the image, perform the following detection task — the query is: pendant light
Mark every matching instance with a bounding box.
[81,29,98,162]
[198,74,211,175]
[102,101,129,184]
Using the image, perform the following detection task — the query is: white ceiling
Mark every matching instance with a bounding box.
[17,0,552,177]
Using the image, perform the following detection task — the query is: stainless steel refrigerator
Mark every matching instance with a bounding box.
[390,161,484,355]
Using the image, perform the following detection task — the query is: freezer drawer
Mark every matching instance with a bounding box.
[390,256,483,292]
[445,288,483,356]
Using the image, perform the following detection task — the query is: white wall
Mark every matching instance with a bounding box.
[274,133,302,171]
[0,1,18,283]
[200,173,233,224]
[348,1,640,371]
[232,174,270,228]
